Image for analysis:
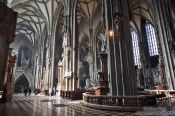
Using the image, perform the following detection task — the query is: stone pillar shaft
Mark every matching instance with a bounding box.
[152,0,175,89]
[0,2,17,90]
[104,0,137,96]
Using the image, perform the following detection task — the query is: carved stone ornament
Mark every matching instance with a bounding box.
[113,7,121,30]
[85,53,93,64]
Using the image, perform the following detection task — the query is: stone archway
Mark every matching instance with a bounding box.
[13,74,30,93]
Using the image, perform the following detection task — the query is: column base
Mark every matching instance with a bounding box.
[6,83,13,102]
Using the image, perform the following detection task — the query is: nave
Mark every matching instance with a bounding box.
[2,0,175,115]
[0,95,135,116]
[0,95,175,116]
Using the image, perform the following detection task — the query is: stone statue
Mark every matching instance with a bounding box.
[97,71,105,81]
[85,79,93,90]
[7,48,16,83]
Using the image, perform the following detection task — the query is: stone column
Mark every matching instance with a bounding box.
[5,48,16,102]
[104,0,117,96]
[44,47,50,90]
[63,44,72,91]
[152,0,175,89]
[104,0,137,96]
[167,0,175,89]
[44,66,48,90]
[0,3,17,102]
[57,60,63,91]
[72,12,78,90]
[63,14,72,91]
[88,27,94,82]
[140,19,153,89]
[61,1,78,92]
[35,62,38,89]
[137,31,147,89]
[48,60,52,89]
[42,67,46,90]
[154,24,168,89]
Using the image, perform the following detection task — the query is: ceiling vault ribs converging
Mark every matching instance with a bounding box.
[8,0,101,48]
[77,0,98,24]
[8,0,64,48]
[129,0,154,32]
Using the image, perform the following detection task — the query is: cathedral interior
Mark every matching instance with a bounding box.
[1,0,175,115]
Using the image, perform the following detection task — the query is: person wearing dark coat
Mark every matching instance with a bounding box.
[28,88,32,96]
[24,88,28,96]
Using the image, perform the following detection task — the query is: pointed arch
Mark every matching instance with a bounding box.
[14,73,32,90]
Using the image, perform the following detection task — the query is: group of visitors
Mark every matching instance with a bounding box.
[15,86,32,96]
[44,88,57,96]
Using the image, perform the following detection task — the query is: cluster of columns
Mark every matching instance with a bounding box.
[152,0,175,90]
[29,0,175,96]
[61,1,78,91]
[54,0,139,96]
[0,2,17,102]
[32,0,78,92]
[104,0,137,96]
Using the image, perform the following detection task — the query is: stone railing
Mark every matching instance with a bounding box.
[83,92,158,107]
[143,90,175,107]
[156,91,175,107]
[82,92,175,111]
[60,90,93,100]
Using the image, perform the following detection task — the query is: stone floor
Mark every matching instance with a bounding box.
[0,94,175,116]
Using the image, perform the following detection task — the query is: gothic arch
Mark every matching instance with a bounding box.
[14,73,32,90]
[95,20,105,51]
[129,0,154,32]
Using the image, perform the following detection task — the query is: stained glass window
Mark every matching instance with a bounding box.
[145,20,158,56]
[131,28,141,67]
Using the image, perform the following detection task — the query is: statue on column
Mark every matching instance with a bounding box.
[5,48,16,102]
[158,59,168,90]
[7,48,16,83]
[97,71,105,86]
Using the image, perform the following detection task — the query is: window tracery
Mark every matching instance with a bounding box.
[130,28,141,67]
[145,20,158,56]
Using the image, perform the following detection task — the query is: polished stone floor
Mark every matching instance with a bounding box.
[0,94,175,116]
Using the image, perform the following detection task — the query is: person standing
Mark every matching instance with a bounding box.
[24,88,28,96]
[28,88,32,96]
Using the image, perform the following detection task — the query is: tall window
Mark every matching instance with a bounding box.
[131,28,141,67]
[145,20,158,56]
